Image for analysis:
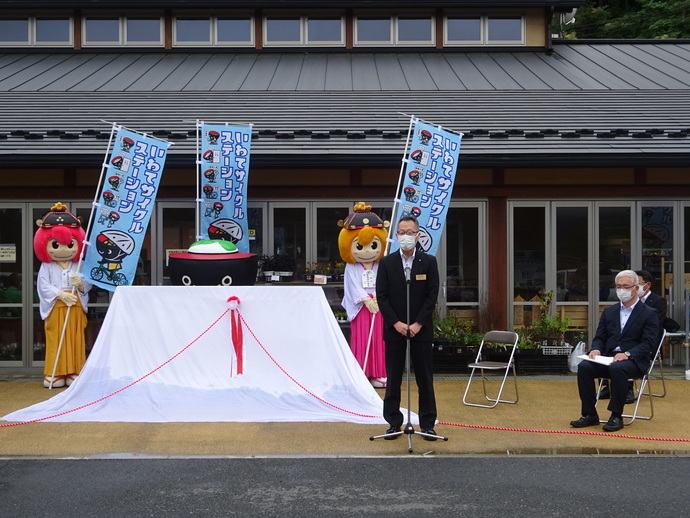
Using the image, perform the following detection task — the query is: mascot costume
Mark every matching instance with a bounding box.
[338,202,389,388]
[34,202,92,388]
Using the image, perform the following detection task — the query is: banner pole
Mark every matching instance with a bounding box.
[48,122,118,389]
[385,115,417,257]
[195,120,202,241]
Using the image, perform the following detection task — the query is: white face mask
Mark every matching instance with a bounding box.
[397,234,416,251]
[616,288,634,303]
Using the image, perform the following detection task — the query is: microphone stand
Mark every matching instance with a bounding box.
[370,265,448,452]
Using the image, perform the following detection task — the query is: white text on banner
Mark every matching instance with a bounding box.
[82,128,169,291]
[390,121,462,256]
[199,124,252,253]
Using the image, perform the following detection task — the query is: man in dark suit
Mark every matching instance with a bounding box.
[600,269,666,404]
[635,269,667,338]
[376,216,440,440]
[570,270,659,432]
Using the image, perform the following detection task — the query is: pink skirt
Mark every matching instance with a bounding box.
[349,307,386,378]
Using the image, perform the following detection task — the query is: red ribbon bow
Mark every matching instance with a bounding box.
[227,296,243,375]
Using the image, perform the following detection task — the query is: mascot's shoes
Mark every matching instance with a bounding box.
[370,377,387,388]
[43,375,66,388]
[66,374,79,386]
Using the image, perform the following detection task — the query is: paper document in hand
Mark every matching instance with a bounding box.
[577,354,614,366]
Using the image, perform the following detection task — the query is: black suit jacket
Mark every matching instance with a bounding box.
[376,249,440,342]
[591,300,660,373]
[641,291,667,339]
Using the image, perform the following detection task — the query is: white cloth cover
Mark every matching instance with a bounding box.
[3,286,411,424]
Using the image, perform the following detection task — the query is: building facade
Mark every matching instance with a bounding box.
[1,0,690,370]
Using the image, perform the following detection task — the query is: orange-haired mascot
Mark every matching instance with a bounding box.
[339,203,389,388]
[34,203,92,388]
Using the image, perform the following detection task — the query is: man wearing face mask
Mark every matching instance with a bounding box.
[635,270,668,339]
[570,270,659,432]
[376,216,440,440]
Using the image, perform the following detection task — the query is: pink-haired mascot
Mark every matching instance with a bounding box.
[34,202,92,388]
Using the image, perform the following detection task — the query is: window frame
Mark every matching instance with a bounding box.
[354,14,435,47]
[34,16,73,46]
[82,16,124,46]
[82,15,164,47]
[0,16,73,47]
[444,14,525,46]
[124,17,164,46]
[215,16,255,47]
[173,15,255,47]
[262,14,345,47]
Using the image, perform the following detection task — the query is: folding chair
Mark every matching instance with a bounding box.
[462,330,519,408]
[595,330,666,425]
[649,336,667,398]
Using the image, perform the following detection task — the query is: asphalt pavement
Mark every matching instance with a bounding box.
[2,457,689,517]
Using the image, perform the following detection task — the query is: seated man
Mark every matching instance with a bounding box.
[570,270,659,432]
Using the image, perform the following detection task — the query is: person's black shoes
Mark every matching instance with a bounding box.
[384,426,401,440]
[570,415,600,428]
[602,415,624,432]
[625,389,636,405]
[421,429,438,441]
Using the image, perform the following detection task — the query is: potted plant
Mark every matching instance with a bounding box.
[332,261,345,282]
[273,254,296,281]
[304,262,317,282]
[433,315,457,351]
[512,291,573,374]
[259,255,276,282]
[333,309,348,323]
[528,290,572,346]
[315,262,332,277]
[432,314,481,373]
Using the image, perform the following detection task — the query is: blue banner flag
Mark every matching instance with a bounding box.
[198,124,252,252]
[82,128,170,291]
[389,120,462,256]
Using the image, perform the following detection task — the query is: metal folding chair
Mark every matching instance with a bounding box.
[595,330,666,425]
[462,330,519,408]
[649,337,667,398]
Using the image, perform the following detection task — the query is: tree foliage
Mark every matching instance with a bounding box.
[558,0,690,39]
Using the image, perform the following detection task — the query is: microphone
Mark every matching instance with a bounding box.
[404,266,411,283]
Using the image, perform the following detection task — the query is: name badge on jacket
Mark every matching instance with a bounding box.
[416,274,427,281]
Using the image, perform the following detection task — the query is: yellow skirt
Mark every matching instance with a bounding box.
[44,299,87,376]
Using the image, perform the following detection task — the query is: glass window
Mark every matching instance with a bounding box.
[316,207,346,266]
[0,18,29,43]
[161,207,196,284]
[599,206,631,302]
[556,207,589,302]
[446,17,481,42]
[307,18,342,43]
[126,18,161,43]
[397,17,433,43]
[35,18,71,43]
[247,206,264,256]
[0,208,24,362]
[265,17,301,43]
[32,307,44,364]
[175,18,211,43]
[641,205,674,303]
[84,18,120,44]
[513,206,546,328]
[683,207,690,317]
[487,17,522,42]
[273,207,306,273]
[356,18,391,42]
[446,207,479,303]
[217,17,253,43]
